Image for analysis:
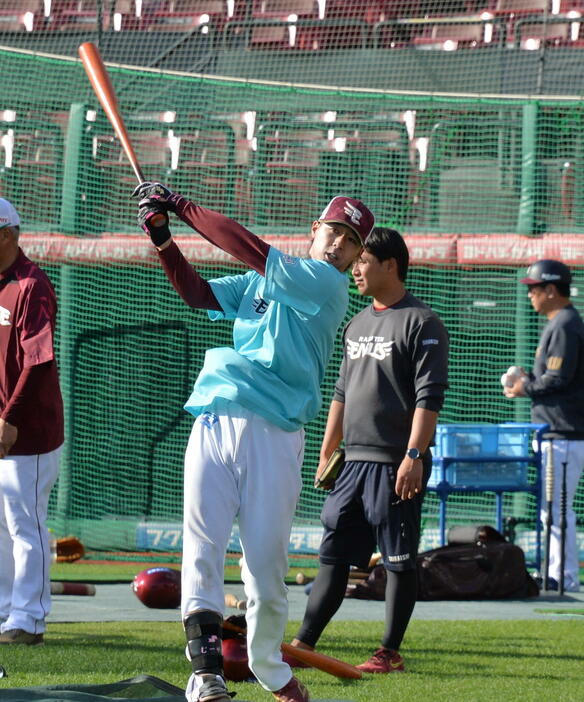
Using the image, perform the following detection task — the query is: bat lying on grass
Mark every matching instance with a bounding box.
[222,617,362,679]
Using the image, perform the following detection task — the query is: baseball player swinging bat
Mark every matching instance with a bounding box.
[222,618,362,680]
[542,441,554,591]
[78,42,165,224]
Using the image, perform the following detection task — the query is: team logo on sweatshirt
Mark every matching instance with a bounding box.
[347,336,393,360]
[253,297,269,314]
[0,306,11,326]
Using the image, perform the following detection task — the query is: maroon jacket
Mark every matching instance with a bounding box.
[0,249,64,454]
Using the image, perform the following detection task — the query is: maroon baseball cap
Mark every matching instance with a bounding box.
[319,196,374,245]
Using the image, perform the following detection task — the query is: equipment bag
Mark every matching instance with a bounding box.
[446,524,506,546]
[345,525,539,601]
[417,541,539,600]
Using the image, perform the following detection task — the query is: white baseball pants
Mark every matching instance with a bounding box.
[540,439,584,591]
[181,400,304,694]
[0,446,62,634]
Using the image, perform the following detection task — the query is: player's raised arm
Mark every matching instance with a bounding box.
[137,205,222,311]
[133,182,270,275]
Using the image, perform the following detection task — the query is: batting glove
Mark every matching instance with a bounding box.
[132,181,180,212]
[138,204,172,247]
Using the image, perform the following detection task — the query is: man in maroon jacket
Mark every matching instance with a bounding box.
[0,198,64,646]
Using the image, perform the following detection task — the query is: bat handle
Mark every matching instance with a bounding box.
[133,163,145,184]
[545,441,554,504]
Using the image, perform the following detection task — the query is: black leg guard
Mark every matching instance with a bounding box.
[184,610,224,676]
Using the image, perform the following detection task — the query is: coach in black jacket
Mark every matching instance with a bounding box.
[504,259,584,593]
[288,227,449,674]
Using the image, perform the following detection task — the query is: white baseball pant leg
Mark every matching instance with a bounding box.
[540,439,584,591]
[181,401,303,697]
[0,446,62,633]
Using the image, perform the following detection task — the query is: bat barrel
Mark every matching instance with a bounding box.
[78,42,145,184]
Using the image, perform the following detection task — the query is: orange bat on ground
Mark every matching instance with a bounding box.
[50,582,96,596]
[222,619,361,679]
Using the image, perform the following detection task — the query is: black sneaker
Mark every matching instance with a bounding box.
[197,675,233,702]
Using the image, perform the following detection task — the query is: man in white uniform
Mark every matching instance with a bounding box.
[134,183,374,702]
[0,198,64,645]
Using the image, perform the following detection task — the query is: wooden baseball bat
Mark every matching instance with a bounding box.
[51,582,96,596]
[222,619,361,679]
[78,42,144,183]
[78,42,166,227]
[225,593,247,610]
[295,572,313,586]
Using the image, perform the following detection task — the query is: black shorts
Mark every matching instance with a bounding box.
[319,458,431,572]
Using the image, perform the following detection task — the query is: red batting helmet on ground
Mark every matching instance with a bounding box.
[222,635,254,682]
[131,567,181,609]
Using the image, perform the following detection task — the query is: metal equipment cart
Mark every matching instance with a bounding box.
[427,422,549,569]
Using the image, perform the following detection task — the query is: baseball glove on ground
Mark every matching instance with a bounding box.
[56,536,85,563]
[314,448,345,490]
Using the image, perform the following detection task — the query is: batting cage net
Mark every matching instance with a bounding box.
[0,0,583,568]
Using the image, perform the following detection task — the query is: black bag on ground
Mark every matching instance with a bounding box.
[416,538,539,600]
[345,565,386,601]
[344,525,539,601]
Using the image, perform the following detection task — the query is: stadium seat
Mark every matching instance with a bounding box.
[254,123,332,226]
[0,0,43,32]
[412,18,493,48]
[252,0,320,19]
[1,121,64,226]
[492,0,549,11]
[141,0,228,32]
[174,124,237,216]
[337,121,411,226]
[296,18,369,49]
[48,1,137,32]
[93,128,174,230]
[325,0,387,23]
[514,15,579,46]
[244,0,320,48]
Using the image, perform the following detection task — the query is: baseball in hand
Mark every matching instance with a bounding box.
[501,365,523,387]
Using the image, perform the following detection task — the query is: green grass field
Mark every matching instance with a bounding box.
[50,560,317,585]
[0,620,583,702]
[27,561,582,701]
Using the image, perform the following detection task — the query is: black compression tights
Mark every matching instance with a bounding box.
[295,563,418,652]
[295,562,351,647]
[382,568,417,651]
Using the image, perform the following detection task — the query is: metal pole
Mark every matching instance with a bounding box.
[542,440,554,591]
[559,461,567,596]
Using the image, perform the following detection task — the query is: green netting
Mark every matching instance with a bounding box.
[0,24,582,565]
[40,257,584,564]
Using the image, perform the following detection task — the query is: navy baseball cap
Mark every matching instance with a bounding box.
[520,259,572,285]
[319,196,374,245]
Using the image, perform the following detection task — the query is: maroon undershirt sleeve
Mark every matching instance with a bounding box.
[173,197,270,275]
[157,241,222,311]
[2,363,49,426]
